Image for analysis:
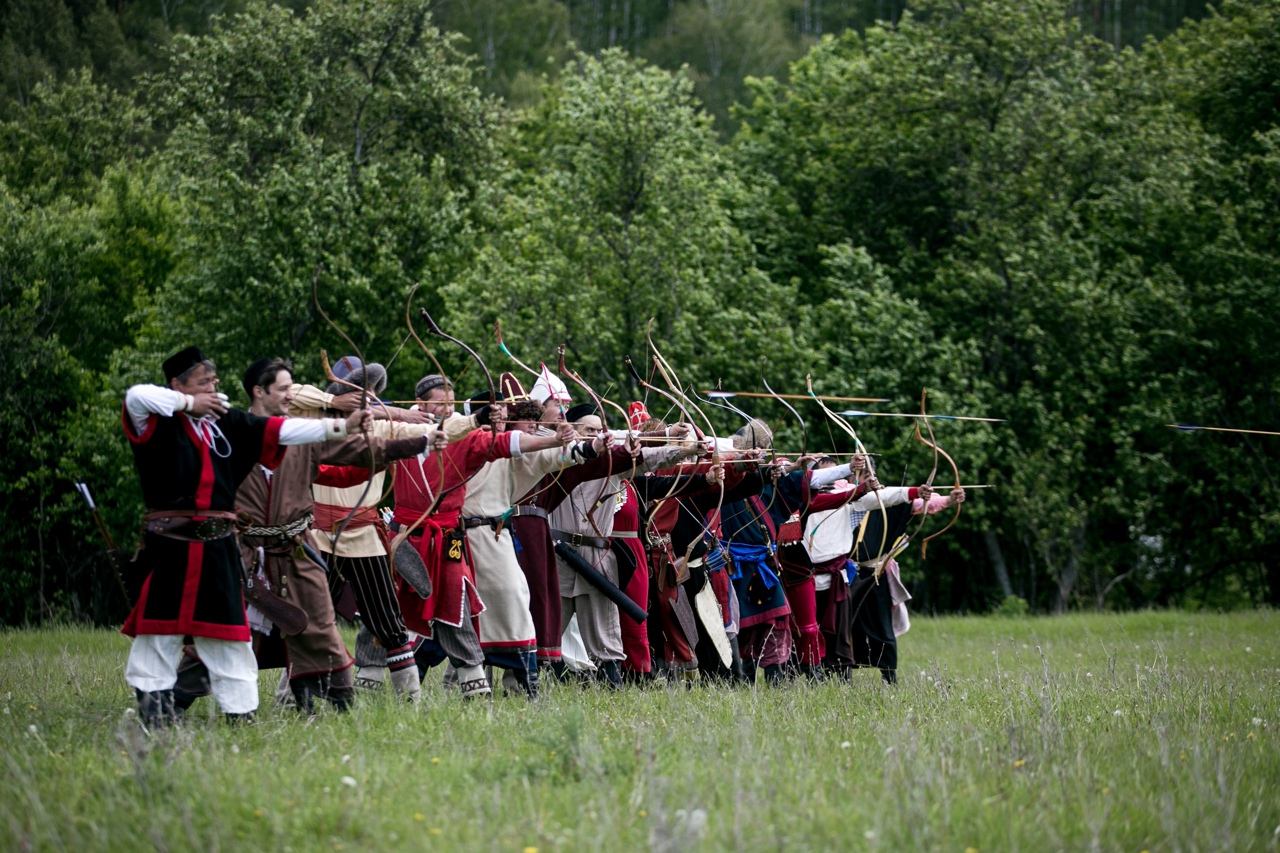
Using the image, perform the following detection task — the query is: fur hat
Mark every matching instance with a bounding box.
[325,355,387,397]
[732,419,773,450]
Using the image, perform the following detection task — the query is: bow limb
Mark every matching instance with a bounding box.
[419,306,501,495]
[387,286,467,554]
[495,320,541,379]
[806,374,890,578]
[911,388,941,554]
[312,266,376,557]
[646,326,725,562]
[920,444,962,559]
[761,359,807,460]
[625,355,703,510]
[558,344,608,540]
[691,386,780,545]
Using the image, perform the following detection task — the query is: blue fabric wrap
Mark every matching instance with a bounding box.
[704,538,728,573]
[725,542,780,589]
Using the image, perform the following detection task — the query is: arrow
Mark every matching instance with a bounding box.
[1167,424,1280,437]
[707,390,889,403]
[839,411,1005,423]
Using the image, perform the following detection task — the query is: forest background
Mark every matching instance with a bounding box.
[2,0,1278,627]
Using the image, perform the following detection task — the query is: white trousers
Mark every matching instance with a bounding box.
[125,634,259,714]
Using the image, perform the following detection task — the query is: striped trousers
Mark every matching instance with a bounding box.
[328,554,413,665]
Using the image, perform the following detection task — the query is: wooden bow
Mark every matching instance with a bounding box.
[915,387,962,559]
[311,265,376,557]
[806,374,890,578]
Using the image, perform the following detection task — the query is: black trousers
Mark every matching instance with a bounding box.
[848,565,897,683]
[328,554,410,652]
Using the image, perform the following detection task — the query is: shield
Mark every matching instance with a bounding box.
[390,533,433,598]
[693,583,732,668]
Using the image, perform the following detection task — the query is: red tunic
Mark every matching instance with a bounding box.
[391,430,515,633]
[121,405,285,641]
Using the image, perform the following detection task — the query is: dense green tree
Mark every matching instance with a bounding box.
[444,49,802,415]
[734,0,1280,611]
[138,0,501,396]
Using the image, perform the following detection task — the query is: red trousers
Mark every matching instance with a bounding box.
[620,556,650,673]
[785,576,825,666]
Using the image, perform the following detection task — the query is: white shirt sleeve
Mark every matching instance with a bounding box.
[809,463,853,488]
[125,385,190,433]
[851,486,913,511]
[278,417,348,445]
[509,431,524,458]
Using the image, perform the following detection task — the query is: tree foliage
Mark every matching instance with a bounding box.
[0,0,1276,625]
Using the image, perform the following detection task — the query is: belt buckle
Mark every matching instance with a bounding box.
[570,533,584,547]
[194,519,220,540]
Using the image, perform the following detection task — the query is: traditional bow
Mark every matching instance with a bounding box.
[647,329,726,569]
[419,305,500,484]
[910,388,941,552]
[806,374,891,578]
[914,388,962,559]
[311,265,376,557]
[558,343,612,539]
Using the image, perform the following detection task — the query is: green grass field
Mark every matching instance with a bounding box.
[2,611,1278,852]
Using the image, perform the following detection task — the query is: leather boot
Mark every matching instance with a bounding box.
[598,660,623,689]
[800,663,825,683]
[274,669,295,708]
[135,689,177,730]
[741,658,758,685]
[290,672,354,714]
[172,652,210,716]
[549,660,569,682]
[509,652,539,699]
[763,664,785,686]
[622,669,652,687]
[223,711,256,725]
[728,636,745,685]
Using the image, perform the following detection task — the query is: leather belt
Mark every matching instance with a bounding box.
[646,532,672,549]
[509,505,548,520]
[144,509,239,542]
[551,530,609,549]
[464,516,504,531]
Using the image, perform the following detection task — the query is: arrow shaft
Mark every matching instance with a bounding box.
[707,390,889,403]
[841,412,1004,423]
[1168,424,1280,437]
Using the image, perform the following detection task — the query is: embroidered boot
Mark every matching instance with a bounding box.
[387,642,421,702]
[455,665,492,700]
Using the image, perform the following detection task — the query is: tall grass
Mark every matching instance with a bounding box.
[2,611,1277,851]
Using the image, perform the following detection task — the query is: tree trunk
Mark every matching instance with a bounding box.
[984,530,1014,597]
[1054,522,1086,613]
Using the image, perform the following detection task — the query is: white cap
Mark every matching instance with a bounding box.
[530,363,571,405]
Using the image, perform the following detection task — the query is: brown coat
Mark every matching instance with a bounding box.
[237,434,399,676]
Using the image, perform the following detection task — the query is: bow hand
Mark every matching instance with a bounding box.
[344,409,373,435]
